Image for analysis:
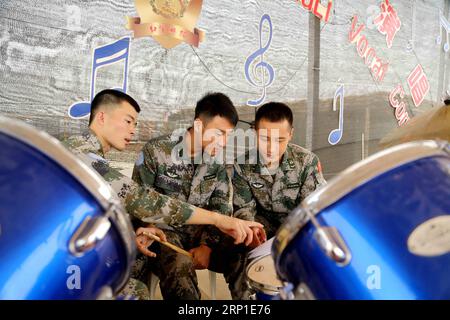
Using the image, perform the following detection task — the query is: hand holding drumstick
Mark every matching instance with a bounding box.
[135,227,167,258]
[135,227,192,258]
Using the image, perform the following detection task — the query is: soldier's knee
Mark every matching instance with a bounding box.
[158,253,195,277]
[117,278,150,300]
[173,255,195,274]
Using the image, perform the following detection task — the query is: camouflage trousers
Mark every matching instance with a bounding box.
[208,234,253,300]
[116,216,282,300]
[138,225,252,300]
[115,255,152,300]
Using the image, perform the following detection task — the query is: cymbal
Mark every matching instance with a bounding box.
[379,102,450,149]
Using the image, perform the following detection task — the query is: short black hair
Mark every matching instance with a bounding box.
[195,92,238,126]
[255,102,293,128]
[89,89,141,125]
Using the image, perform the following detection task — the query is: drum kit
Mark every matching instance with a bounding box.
[0,116,135,299]
[272,139,450,299]
[0,101,449,299]
[246,102,450,300]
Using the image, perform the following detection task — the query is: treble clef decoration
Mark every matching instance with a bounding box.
[244,14,275,107]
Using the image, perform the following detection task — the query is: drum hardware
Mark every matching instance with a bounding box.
[69,214,112,257]
[303,206,352,266]
[274,140,450,299]
[279,282,315,300]
[279,282,295,300]
[0,116,136,299]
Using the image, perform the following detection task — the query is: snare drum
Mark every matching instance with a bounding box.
[246,254,283,300]
[273,140,450,300]
[0,116,136,299]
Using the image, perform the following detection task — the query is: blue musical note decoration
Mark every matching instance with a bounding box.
[328,84,345,145]
[436,10,450,53]
[244,14,275,107]
[68,37,131,119]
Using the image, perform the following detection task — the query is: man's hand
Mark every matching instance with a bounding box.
[135,227,167,257]
[214,215,264,246]
[248,227,267,249]
[189,245,212,270]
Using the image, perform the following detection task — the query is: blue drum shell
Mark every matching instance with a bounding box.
[277,155,450,299]
[255,291,280,300]
[0,133,128,299]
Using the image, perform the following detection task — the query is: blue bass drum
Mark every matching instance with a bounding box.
[273,140,450,300]
[0,117,136,299]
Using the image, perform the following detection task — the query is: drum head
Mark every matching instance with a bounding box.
[246,254,283,294]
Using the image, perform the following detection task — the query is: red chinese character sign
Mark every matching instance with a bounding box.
[407,64,430,107]
[296,0,333,23]
[389,84,410,126]
[374,0,401,49]
[349,15,389,84]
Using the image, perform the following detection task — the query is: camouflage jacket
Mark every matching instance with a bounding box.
[61,132,197,227]
[132,132,233,246]
[233,143,326,229]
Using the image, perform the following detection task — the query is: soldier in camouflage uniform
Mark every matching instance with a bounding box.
[233,102,327,239]
[62,90,262,300]
[232,103,326,299]
[132,93,262,300]
[61,89,157,300]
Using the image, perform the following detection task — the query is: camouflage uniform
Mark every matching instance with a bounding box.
[231,144,326,299]
[61,132,199,227]
[233,143,327,238]
[62,131,191,300]
[132,132,242,300]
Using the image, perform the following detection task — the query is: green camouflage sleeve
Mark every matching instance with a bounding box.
[128,148,196,227]
[62,137,195,227]
[87,157,195,227]
[124,183,195,227]
[299,153,327,201]
[232,164,257,221]
[199,165,234,247]
[206,165,234,215]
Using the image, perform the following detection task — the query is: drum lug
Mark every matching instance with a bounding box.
[280,282,315,300]
[280,283,295,300]
[314,226,351,266]
[302,207,351,266]
[69,215,111,256]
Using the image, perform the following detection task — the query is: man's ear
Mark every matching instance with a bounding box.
[289,127,294,141]
[192,118,203,152]
[96,111,106,126]
[193,118,203,132]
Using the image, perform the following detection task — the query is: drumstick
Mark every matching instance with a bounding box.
[142,231,192,258]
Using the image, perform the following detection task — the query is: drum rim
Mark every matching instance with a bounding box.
[273,139,450,267]
[246,254,283,294]
[0,116,136,294]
